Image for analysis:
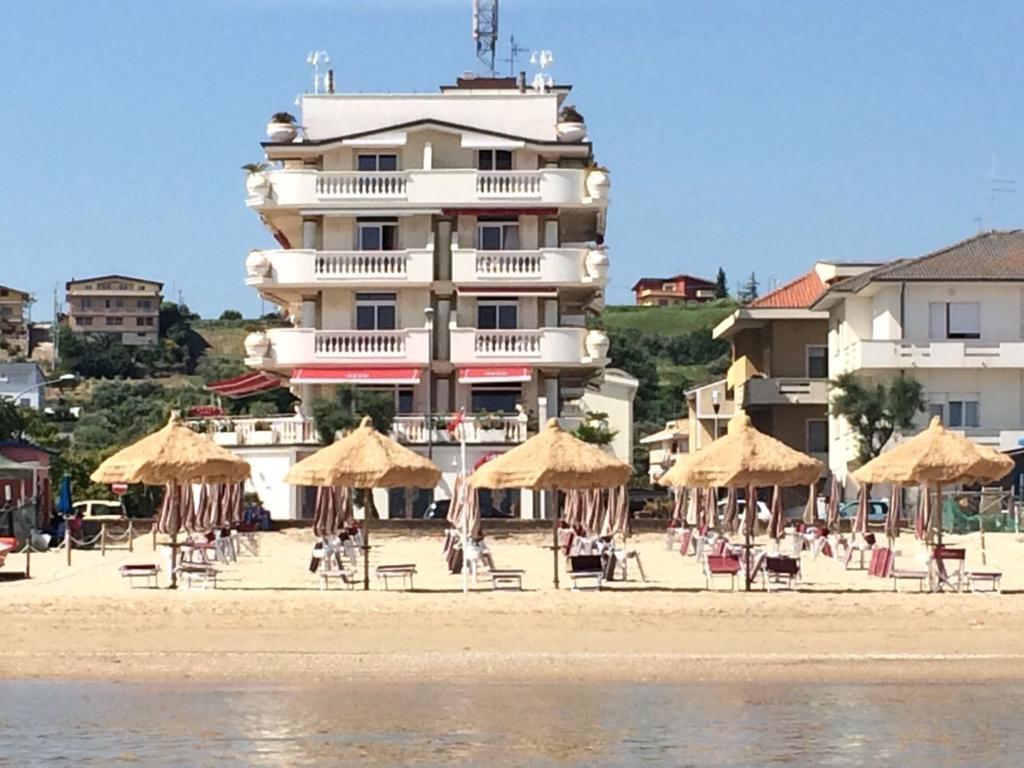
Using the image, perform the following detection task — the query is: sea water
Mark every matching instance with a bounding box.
[0,680,1020,766]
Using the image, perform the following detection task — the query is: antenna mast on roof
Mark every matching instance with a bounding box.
[472,0,499,75]
[989,152,1016,231]
[501,34,529,76]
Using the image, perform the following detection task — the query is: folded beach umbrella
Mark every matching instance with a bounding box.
[722,487,738,533]
[852,484,870,537]
[885,485,902,541]
[56,475,73,517]
[826,475,841,529]
[767,486,785,541]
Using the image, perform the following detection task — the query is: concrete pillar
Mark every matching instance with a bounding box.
[436,298,451,361]
[423,141,433,170]
[435,219,452,281]
[302,219,320,249]
[544,218,559,248]
[542,297,558,328]
[300,299,316,329]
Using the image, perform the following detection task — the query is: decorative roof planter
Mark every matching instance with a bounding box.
[585,164,610,201]
[556,104,587,142]
[584,246,609,281]
[243,163,271,199]
[266,111,298,143]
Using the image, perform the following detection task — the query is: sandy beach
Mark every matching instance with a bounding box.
[3,528,1024,684]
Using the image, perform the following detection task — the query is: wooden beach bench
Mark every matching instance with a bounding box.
[176,563,220,590]
[568,554,604,591]
[119,563,160,589]
[375,564,417,590]
[318,567,357,591]
[489,569,525,591]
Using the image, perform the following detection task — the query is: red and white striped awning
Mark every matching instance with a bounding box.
[291,367,422,385]
[458,366,533,384]
[204,371,283,398]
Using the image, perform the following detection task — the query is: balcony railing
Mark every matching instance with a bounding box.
[246,248,434,287]
[741,377,830,406]
[449,325,604,366]
[452,247,607,287]
[188,416,319,447]
[248,327,431,368]
[250,168,596,209]
[842,340,1024,370]
[391,414,529,445]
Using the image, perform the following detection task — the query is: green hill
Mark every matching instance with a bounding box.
[603,299,737,336]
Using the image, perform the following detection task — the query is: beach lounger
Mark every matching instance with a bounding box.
[866,547,928,592]
[375,564,417,590]
[318,567,357,591]
[763,555,800,590]
[119,563,160,589]
[703,554,742,590]
[176,563,219,590]
[966,569,1002,593]
[490,569,525,591]
[933,547,966,593]
[568,554,604,590]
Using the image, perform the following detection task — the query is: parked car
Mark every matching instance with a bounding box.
[70,500,127,520]
[838,499,889,524]
[422,499,512,520]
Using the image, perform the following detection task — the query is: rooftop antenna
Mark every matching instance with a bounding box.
[501,34,529,76]
[307,50,331,94]
[989,152,1016,231]
[529,49,554,92]
[472,0,499,76]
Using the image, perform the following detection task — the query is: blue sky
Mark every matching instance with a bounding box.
[2,0,1023,318]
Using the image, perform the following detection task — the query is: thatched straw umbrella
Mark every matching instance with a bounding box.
[852,416,1013,545]
[285,416,441,590]
[91,412,251,587]
[470,418,632,588]
[659,412,823,590]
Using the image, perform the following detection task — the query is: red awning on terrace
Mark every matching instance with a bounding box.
[457,366,533,384]
[204,371,283,398]
[290,367,422,385]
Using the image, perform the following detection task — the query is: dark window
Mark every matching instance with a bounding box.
[358,154,398,172]
[397,388,414,415]
[477,149,512,171]
[806,346,828,379]
[806,420,828,453]
[471,386,521,413]
[477,301,517,330]
[355,293,397,331]
[358,222,398,250]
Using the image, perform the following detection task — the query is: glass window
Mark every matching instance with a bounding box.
[355,293,397,331]
[397,388,414,415]
[358,154,398,172]
[477,220,520,250]
[806,420,828,453]
[477,300,517,330]
[471,386,521,413]
[358,222,398,251]
[806,346,828,378]
[477,149,512,171]
[927,402,944,421]
[948,398,980,428]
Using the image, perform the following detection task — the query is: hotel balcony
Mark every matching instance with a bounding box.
[247,168,601,211]
[245,248,434,290]
[188,415,320,448]
[451,247,608,288]
[740,377,830,407]
[448,325,608,368]
[841,340,1024,370]
[245,327,432,370]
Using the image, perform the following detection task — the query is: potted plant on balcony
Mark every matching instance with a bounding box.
[585,161,610,201]
[243,162,272,199]
[557,104,587,142]
[266,111,298,143]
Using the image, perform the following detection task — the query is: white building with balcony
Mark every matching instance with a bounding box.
[812,230,1024,485]
[235,73,635,519]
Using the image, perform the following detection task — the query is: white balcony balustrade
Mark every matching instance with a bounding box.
[452,247,608,287]
[248,167,597,209]
[391,413,529,445]
[245,248,433,288]
[189,416,319,447]
[449,325,609,367]
[840,340,1024,370]
[245,327,431,368]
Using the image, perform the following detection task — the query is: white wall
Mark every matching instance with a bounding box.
[903,283,1024,342]
[579,369,639,465]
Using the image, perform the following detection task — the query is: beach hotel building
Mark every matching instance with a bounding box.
[812,230,1024,490]
[228,72,635,519]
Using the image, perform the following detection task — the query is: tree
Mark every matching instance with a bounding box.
[572,411,618,446]
[714,267,728,299]
[830,372,926,464]
[219,309,243,321]
[311,386,395,445]
[737,272,759,303]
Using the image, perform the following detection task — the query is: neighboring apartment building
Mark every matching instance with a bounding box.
[631,274,717,306]
[812,230,1024,485]
[685,378,735,452]
[0,284,31,356]
[713,261,877,467]
[0,362,46,409]
[640,418,688,482]
[65,275,163,346]
[237,73,632,519]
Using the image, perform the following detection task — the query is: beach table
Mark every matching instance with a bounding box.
[375,564,417,590]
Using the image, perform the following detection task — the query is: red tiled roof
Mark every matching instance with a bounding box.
[748,270,825,309]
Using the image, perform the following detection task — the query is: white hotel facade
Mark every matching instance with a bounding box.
[233,74,636,519]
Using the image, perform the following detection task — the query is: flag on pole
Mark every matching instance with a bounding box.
[447,407,466,436]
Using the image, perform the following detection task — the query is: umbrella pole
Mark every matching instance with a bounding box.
[936,483,943,547]
[552,507,559,590]
[362,489,372,591]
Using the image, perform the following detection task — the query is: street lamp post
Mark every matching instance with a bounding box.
[424,307,435,461]
[2,373,76,406]
[711,388,721,441]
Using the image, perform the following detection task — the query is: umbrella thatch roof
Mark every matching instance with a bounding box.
[0,455,33,478]
[284,416,441,488]
[851,416,1011,486]
[469,418,632,491]
[90,413,251,485]
[658,411,823,489]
